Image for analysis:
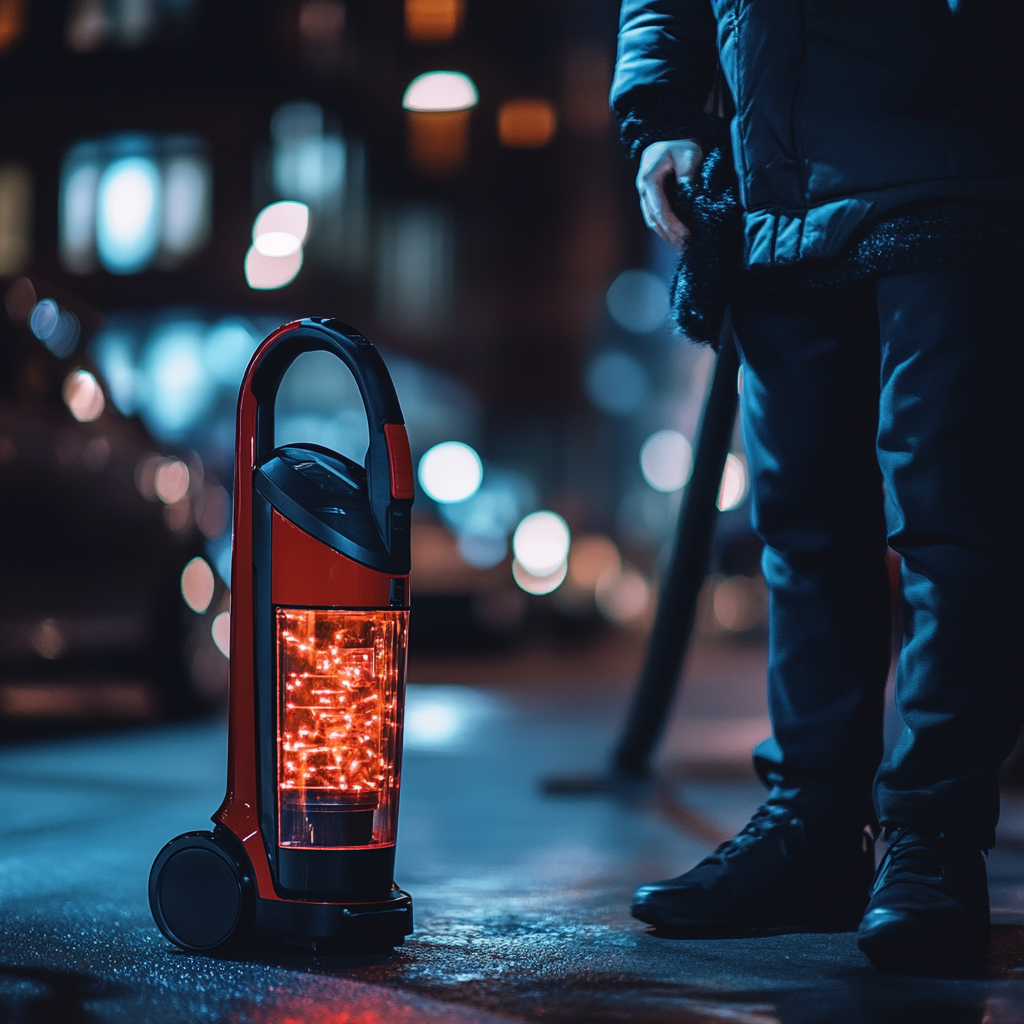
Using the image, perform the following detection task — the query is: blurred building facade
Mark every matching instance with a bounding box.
[0,0,760,721]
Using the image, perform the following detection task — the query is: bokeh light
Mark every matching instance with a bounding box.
[252,200,309,256]
[181,556,215,614]
[512,558,567,595]
[154,457,190,504]
[717,453,749,511]
[195,484,230,540]
[595,565,650,624]
[142,321,214,435]
[712,574,767,632]
[204,320,257,385]
[211,611,230,658]
[584,350,648,417]
[512,510,570,577]
[403,685,499,752]
[61,135,210,274]
[0,162,32,275]
[95,156,162,273]
[606,269,669,334]
[497,98,557,148]
[567,534,620,590]
[161,154,212,258]
[60,153,100,272]
[245,245,303,290]
[405,0,464,44]
[246,200,309,289]
[402,71,478,112]
[29,299,80,358]
[640,429,693,492]
[418,441,483,503]
[437,467,535,569]
[62,370,105,422]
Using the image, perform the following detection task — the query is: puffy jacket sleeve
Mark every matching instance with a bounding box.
[610,0,718,160]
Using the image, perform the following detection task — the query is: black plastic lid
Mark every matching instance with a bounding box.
[254,443,410,575]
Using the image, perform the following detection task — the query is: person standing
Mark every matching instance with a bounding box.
[611,0,1022,971]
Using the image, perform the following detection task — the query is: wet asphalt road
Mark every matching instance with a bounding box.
[2,652,1023,1024]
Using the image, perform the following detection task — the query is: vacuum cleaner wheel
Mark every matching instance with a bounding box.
[150,831,248,951]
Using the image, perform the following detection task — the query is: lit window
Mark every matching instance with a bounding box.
[59,135,211,274]
[271,103,346,205]
[142,322,214,436]
[96,155,162,274]
[65,0,199,52]
[405,0,464,44]
[162,154,212,258]
[402,73,478,176]
[0,162,32,275]
[0,0,27,54]
[298,1,345,41]
[376,204,453,330]
[497,98,557,149]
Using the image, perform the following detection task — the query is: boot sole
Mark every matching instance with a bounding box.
[858,926,989,974]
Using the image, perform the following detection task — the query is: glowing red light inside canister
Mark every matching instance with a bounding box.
[277,608,407,849]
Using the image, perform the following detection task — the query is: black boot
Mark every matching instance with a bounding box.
[631,797,876,937]
[857,826,990,972]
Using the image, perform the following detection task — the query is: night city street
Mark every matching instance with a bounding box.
[3,1,1023,1021]
[3,635,1024,1023]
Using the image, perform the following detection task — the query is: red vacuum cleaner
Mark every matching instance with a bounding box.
[149,318,415,952]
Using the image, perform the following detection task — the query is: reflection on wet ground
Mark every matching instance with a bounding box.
[1,637,1022,1023]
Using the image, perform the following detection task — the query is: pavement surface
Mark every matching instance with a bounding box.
[2,636,1023,1024]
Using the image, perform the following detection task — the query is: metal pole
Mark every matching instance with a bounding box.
[611,321,740,779]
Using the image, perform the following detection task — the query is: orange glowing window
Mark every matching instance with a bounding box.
[497,98,558,149]
[405,0,464,44]
[0,0,26,55]
[277,608,408,849]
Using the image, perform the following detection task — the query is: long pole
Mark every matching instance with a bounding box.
[611,322,740,779]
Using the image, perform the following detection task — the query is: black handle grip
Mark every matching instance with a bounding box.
[249,318,405,542]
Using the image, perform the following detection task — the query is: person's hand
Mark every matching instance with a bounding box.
[636,140,704,249]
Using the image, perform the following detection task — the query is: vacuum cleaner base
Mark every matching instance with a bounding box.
[149,829,413,953]
[255,889,413,952]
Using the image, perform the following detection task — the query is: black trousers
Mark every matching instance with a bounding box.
[732,263,1023,848]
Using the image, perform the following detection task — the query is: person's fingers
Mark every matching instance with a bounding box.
[638,188,675,247]
[635,142,703,248]
[639,176,688,247]
[648,176,690,245]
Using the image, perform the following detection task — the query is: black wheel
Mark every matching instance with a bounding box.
[149,831,252,952]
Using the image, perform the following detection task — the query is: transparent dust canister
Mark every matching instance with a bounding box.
[277,608,408,849]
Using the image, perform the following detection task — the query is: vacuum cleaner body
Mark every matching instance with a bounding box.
[149,318,415,952]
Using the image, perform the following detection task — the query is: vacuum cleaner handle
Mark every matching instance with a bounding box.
[245,317,414,543]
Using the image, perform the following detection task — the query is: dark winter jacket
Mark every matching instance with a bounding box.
[611,0,1023,271]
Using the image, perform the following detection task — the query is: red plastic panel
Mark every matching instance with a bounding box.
[383,423,415,500]
[271,512,398,608]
